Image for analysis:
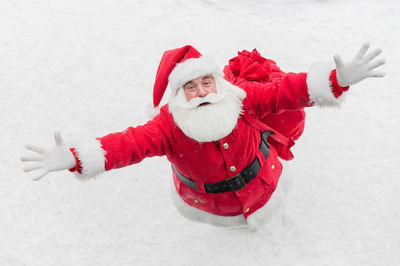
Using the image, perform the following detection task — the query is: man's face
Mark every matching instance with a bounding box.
[183,75,217,102]
[169,74,246,142]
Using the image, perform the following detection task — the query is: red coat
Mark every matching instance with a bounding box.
[71,48,348,218]
[96,72,319,218]
[69,47,347,221]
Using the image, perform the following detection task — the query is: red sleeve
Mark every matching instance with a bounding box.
[98,111,174,171]
[244,70,350,118]
[244,72,312,118]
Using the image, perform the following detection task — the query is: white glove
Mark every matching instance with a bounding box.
[334,43,385,87]
[21,131,77,181]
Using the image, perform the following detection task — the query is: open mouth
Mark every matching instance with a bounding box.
[198,102,211,107]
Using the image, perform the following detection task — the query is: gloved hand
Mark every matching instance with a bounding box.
[21,131,77,181]
[334,43,385,87]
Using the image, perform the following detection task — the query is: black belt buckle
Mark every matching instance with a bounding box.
[227,173,247,191]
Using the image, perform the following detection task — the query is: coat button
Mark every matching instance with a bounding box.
[271,164,275,170]
[194,199,199,204]
[223,143,229,149]
[230,166,236,172]
[244,208,250,213]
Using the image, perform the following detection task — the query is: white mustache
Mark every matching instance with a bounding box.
[180,92,226,109]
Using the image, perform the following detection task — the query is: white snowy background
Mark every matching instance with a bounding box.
[1,0,399,265]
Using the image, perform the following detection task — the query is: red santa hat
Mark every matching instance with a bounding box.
[153,45,222,107]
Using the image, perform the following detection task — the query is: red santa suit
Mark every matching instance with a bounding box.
[68,46,348,229]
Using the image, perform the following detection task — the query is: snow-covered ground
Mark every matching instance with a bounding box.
[1,0,399,265]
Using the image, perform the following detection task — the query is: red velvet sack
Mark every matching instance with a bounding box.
[223,49,306,160]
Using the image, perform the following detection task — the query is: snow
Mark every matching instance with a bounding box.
[1,0,400,265]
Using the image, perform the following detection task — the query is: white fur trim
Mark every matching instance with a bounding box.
[246,162,293,230]
[170,183,247,227]
[170,162,294,230]
[307,61,346,107]
[246,185,285,230]
[69,138,106,180]
[170,180,284,230]
[168,56,223,93]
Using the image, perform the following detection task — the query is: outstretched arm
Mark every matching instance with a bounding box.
[245,43,385,116]
[22,110,174,181]
[307,42,385,107]
[97,112,174,173]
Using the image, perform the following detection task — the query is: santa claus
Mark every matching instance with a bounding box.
[21,44,385,230]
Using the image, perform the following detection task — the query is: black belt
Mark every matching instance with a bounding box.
[172,131,274,193]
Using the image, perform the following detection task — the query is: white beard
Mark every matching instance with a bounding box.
[168,76,246,142]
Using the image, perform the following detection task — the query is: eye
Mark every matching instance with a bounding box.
[184,84,195,91]
[203,80,211,86]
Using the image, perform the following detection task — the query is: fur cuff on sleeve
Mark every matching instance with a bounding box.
[69,138,106,180]
[306,62,346,107]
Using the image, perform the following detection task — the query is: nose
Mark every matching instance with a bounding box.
[198,85,208,97]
